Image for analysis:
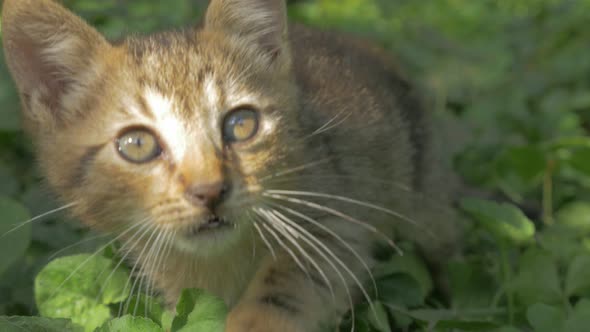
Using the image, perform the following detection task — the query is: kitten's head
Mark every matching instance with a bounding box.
[2,0,303,254]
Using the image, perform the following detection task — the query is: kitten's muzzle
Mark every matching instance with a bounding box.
[188,215,232,235]
[184,181,232,210]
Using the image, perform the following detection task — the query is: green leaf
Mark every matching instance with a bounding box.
[460,198,535,245]
[556,202,590,234]
[120,294,165,327]
[0,316,83,332]
[0,197,31,277]
[447,261,496,309]
[96,316,163,332]
[366,301,391,332]
[512,249,562,306]
[565,255,590,297]
[377,274,425,308]
[566,147,590,177]
[170,289,228,332]
[494,146,545,187]
[538,226,583,263]
[563,299,590,332]
[35,254,131,332]
[433,319,500,330]
[526,303,565,332]
[373,252,433,298]
[493,327,521,332]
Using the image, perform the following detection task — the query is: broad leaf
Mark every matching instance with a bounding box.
[35,254,131,332]
[171,288,228,332]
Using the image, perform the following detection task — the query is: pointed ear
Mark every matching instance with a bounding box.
[1,0,109,114]
[204,0,289,62]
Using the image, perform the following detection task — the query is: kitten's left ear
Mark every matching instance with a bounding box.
[2,0,110,118]
[204,0,289,64]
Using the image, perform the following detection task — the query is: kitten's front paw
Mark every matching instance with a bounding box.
[225,304,303,332]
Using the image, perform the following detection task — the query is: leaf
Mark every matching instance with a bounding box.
[565,254,590,297]
[0,316,83,332]
[493,327,521,332]
[0,197,31,277]
[563,299,590,332]
[170,289,228,332]
[511,249,562,306]
[447,261,496,309]
[366,301,391,332]
[96,316,163,332]
[460,198,535,245]
[494,146,545,186]
[433,319,500,330]
[120,294,165,327]
[538,226,583,263]
[556,202,590,234]
[526,303,565,332]
[35,254,131,332]
[566,147,590,177]
[377,274,425,308]
[373,252,433,298]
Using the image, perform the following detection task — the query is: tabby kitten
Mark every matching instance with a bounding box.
[2,0,460,330]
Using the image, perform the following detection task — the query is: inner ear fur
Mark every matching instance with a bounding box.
[204,0,290,62]
[2,0,110,114]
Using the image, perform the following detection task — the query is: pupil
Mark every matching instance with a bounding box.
[135,137,143,147]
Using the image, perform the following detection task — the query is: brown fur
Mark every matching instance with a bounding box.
[2,0,460,331]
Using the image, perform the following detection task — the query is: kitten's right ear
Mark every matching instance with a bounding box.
[204,0,289,65]
[1,0,109,117]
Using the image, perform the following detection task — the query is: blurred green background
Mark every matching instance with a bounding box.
[1,0,590,331]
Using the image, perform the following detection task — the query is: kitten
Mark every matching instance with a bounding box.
[2,0,460,331]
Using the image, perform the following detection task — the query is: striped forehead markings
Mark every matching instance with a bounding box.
[143,88,187,159]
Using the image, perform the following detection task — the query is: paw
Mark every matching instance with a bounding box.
[225,304,303,332]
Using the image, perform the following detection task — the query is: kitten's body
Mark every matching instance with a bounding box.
[2,0,459,331]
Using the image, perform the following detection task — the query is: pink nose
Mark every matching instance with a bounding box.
[184,181,230,209]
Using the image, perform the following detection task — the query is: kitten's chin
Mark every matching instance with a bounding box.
[173,219,244,256]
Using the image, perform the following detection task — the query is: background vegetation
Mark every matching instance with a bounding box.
[1,0,590,331]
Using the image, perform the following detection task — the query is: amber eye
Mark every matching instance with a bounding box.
[222,108,259,143]
[116,128,161,163]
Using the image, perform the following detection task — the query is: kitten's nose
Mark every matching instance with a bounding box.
[184,181,230,209]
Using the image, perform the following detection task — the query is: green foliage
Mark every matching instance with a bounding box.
[170,289,227,332]
[96,316,163,332]
[1,0,589,331]
[0,316,83,332]
[35,254,131,332]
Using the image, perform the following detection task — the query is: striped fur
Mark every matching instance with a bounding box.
[2,0,461,331]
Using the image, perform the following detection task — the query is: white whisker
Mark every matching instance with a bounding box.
[265,193,403,255]
[252,211,311,280]
[120,226,160,316]
[267,201,378,298]
[45,220,143,302]
[256,208,335,301]
[1,201,79,239]
[260,158,332,183]
[250,213,277,261]
[266,189,423,229]
[96,221,153,303]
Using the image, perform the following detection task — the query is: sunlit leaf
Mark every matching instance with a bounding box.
[35,254,131,332]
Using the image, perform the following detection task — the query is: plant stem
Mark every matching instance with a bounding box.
[542,159,555,226]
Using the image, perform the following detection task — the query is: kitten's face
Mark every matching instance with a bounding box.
[38,31,300,255]
[3,0,298,255]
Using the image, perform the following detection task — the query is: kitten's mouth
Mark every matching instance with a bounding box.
[187,215,232,236]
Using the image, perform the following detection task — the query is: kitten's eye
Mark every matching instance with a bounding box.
[222,108,259,143]
[116,128,161,163]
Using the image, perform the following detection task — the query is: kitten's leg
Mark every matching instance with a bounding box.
[226,226,372,332]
